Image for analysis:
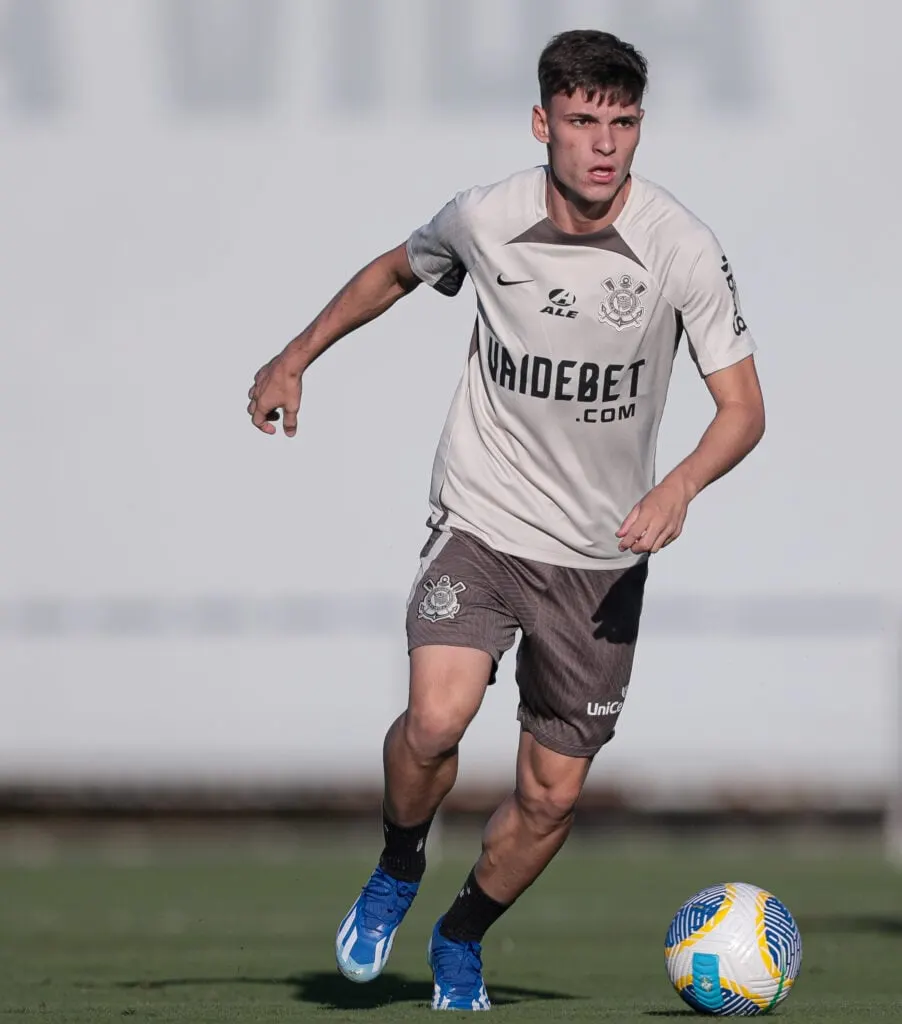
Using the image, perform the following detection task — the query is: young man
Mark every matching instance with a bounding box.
[247,30,764,1012]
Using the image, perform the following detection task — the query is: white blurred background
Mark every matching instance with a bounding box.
[0,0,899,813]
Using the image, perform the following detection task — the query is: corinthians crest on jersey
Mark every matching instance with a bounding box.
[418,575,467,622]
[598,274,647,330]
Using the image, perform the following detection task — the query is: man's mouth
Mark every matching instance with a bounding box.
[588,165,616,184]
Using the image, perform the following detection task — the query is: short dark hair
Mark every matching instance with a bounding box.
[538,30,647,108]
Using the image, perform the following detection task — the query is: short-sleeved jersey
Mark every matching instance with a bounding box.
[405,167,756,569]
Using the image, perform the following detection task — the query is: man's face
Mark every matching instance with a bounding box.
[533,89,643,208]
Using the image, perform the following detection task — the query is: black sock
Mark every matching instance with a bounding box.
[439,868,509,943]
[378,809,433,883]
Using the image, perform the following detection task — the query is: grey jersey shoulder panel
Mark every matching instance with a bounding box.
[506,219,646,270]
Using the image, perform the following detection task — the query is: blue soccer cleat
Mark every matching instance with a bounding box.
[335,866,419,982]
[427,917,491,1011]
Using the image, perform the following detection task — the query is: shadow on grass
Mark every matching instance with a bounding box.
[643,1013,696,1018]
[797,913,902,936]
[119,971,577,1009]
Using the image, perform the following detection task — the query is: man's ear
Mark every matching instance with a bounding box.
[532,104,550,144]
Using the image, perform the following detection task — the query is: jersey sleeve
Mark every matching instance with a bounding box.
[405,195,470,297]
[681,233,757,376]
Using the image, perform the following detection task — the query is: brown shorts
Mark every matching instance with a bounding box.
[406,528,648,758]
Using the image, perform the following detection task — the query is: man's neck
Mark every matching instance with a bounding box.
[544,168,631,235]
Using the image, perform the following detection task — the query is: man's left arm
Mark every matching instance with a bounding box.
[617,354,765,553]
[617,232,764,555]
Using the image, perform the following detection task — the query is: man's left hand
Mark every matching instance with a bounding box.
[616,475,694,554]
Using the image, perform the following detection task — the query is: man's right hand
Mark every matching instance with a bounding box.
[245,244,419,437]
[247,350,303,437]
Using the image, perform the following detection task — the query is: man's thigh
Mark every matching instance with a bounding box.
[405,645,494,747]
[515,560,649,758]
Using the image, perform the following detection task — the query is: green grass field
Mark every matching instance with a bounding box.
[2,831,902,1022]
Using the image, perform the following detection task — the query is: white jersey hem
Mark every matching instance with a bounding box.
[436,514,648,571]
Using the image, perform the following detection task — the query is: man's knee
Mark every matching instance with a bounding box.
[515,773,582,832]
[514,736,590,833]
[402,706,467,762]
[403,646,492,762]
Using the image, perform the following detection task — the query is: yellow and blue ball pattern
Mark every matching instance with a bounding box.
[665,882,803,1016]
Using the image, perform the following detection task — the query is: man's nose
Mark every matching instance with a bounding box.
[593,127,616,155]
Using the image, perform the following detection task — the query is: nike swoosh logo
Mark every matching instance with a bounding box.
[497,274,534,286]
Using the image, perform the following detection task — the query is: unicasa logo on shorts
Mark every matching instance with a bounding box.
[587,685,628,717]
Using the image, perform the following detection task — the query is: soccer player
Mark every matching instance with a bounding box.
[247,30,764,1012]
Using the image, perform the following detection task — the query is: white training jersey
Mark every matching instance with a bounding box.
[405,167,756,569]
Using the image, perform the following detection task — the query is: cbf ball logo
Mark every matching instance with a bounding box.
[418,575,467,622]
[598,274,647,330]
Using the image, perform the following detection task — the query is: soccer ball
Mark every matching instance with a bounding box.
[664,882,803,1016]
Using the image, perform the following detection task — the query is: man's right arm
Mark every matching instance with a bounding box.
[247,242,421,436]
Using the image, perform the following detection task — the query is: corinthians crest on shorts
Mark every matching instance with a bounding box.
[418,574,467,622]
[598,274,647,330]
